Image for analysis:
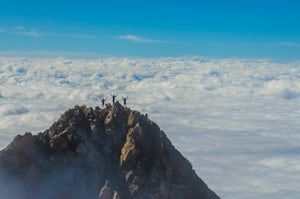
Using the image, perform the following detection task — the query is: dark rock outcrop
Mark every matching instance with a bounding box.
[0,102,220,199]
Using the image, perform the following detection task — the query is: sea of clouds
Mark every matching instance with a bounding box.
[0,56,300,198]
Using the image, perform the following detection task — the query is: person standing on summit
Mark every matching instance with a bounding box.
[122,96,128,106]
[111,93,118,104]
[101,97,106,107]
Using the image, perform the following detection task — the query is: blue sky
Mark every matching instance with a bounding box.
[0,0,300,60]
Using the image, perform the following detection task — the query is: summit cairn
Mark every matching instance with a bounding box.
[0,102,220,199]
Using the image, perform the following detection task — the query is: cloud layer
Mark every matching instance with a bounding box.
[0,57,300,198]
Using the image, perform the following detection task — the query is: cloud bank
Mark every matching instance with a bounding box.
[0,57,299,199]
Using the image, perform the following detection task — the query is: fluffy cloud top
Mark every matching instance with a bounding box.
[0,57,299,199]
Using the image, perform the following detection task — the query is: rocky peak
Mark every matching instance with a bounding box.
[0,102,220,199]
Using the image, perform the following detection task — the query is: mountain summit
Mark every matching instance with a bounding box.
[0,102,220,199]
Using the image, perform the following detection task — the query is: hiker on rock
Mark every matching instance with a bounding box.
[122,96,128,106]
[111,93,118,104]
[101,97,106,107]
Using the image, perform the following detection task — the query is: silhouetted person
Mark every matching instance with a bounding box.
[101,97,106,107]
[122,96,128,106]
[111,93,118,104]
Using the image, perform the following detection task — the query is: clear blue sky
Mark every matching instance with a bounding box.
[0,0,299,60]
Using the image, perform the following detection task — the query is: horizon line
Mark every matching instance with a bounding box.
[0,50,298,62]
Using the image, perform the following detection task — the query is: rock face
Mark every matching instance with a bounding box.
[0,102,220,199]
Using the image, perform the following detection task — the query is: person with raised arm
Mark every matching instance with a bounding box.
[111,93,118,104]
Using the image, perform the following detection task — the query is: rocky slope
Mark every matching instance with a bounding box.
[0,102,220,199]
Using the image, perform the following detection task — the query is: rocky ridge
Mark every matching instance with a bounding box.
[0,102,220,199]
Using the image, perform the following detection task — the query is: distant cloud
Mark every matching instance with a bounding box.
[0,50,101,59]
[210,42,225,46]
[0,26,41,37]
[239,42,257,47]
[0,26,99,39]
[49,33,99,39]
[1,26,170,43]
[13,26,26,31]
[116,34,168,43]
[117,35,154,43]
[277,41,300,47]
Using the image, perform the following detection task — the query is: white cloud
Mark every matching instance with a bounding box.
[13,26,26,31]
[0,26,99,39]
[0,50,100,59]
[1,26,171,42]
[116,34,167,43]
[0,26,42,37]
[210,42,225,46]
[48,33,100,39]
[277,41,300,47]
[0,57,300,199]
[0,104,28,116]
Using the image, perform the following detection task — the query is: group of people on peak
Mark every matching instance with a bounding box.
[100,94,128,107]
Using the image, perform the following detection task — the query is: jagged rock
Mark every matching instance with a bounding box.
[0,102,220,199]
[99,180,114,199]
